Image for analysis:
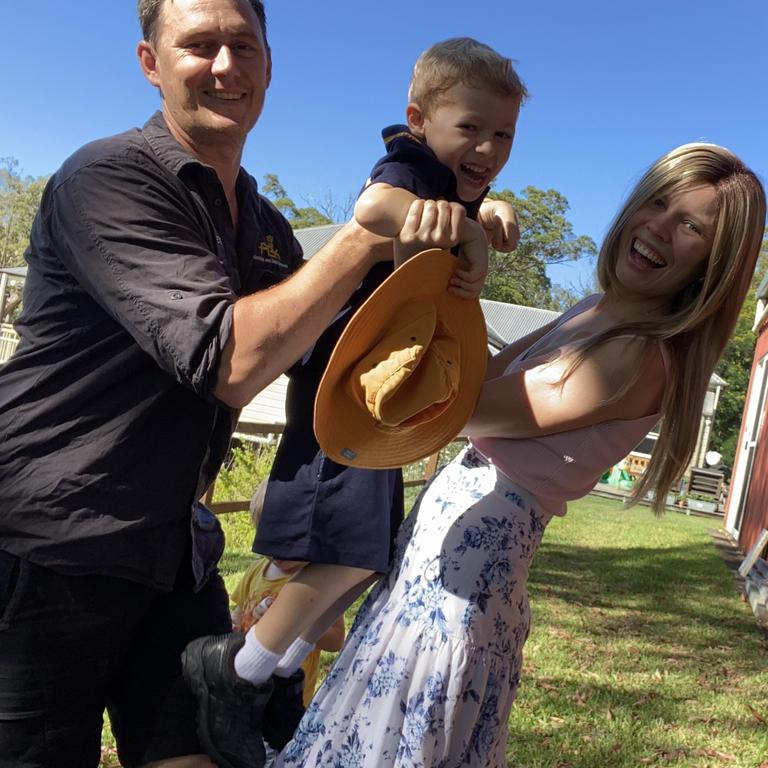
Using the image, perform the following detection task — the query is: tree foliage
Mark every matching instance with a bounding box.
[710,229,768,466]
[0,158,48,270]
[483,186,597,310]
[261,174,332,229]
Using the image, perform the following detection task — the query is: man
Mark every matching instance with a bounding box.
[0,1,389,766]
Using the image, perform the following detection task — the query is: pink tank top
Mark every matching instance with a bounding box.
[471,295,667,517]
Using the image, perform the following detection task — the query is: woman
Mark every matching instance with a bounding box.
[276,143,766,767]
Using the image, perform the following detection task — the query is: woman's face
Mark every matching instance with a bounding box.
[614,183,718,305]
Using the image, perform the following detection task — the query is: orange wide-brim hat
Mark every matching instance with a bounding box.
[314,248,488,469]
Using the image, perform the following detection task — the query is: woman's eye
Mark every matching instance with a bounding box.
[684,220,702,234]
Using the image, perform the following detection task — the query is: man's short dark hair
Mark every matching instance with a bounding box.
[137,0,268,46]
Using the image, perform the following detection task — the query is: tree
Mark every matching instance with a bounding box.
[0,158,48,270]
[709,229,768,466]
[482,186,597,310]
[261,174,332,229]
[260,175,594,309]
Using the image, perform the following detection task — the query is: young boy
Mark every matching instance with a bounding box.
[354,37,525,266]
[183,37,526,768]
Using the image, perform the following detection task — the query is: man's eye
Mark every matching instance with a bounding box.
[234,43,258,56]
[496,131,512,140]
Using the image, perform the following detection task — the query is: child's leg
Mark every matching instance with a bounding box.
[235,563,375,685]
[298,571,379,645]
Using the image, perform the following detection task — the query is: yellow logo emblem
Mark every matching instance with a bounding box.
[258,235,280,261]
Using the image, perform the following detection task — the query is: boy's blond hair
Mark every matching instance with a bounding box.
[408,37,527,117]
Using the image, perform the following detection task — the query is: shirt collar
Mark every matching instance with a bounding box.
[141,111,203,176]
[141,111,260,205]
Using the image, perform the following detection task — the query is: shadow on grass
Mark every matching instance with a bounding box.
[529,540,760,651]
[508,536,768,766]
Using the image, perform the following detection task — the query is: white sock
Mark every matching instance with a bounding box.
[233,630,282,685]
[274,637,315,678]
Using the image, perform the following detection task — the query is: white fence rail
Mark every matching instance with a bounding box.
[0,323,20,364]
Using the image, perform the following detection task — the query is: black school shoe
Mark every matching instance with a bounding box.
[182,632,274,768]
[262,668,307,750]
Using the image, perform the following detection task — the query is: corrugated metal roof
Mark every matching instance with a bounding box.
[480,299,559,347]
[293,223,343,259]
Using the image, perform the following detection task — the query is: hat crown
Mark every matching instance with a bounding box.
[351,301,459,427]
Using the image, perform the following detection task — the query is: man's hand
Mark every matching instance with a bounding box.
[396,199,488,299]
[478,199,520,253]
[394,198,466,266]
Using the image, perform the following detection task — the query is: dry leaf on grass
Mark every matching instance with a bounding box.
[747,703,766,723]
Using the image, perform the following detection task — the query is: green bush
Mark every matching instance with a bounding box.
[212,440,277,504]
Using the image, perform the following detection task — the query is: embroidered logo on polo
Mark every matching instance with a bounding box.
[258,235,281,261]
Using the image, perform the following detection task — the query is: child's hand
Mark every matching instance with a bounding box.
[478,200,520,253]
[452,220,489,299]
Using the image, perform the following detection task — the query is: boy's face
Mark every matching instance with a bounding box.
[407,83,520,203]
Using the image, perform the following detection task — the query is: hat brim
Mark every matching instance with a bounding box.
[314,248,488,468]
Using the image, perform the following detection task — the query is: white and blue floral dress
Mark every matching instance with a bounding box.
[276,447,552,767]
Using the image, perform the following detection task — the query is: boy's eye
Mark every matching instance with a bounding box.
[459,124,477,133]
[652,197,666,208]
[496,131,512,140]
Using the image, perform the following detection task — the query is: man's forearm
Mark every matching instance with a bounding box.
[214,221,390,408]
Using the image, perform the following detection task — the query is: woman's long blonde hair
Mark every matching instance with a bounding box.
[593,144,765,513]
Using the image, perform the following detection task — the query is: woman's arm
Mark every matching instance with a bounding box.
[466,336,666,439]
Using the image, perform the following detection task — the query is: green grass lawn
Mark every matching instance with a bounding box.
[100,494,768,767]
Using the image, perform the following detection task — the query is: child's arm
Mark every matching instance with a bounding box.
[315,615,346,653]
[478,199,520,253]
[355,183,488,296]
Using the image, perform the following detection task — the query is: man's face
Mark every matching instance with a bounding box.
[139,0,271,155]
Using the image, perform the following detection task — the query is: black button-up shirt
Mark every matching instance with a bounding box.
[0,112,303,589]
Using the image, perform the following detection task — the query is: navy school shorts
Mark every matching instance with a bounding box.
[0,548,231,768]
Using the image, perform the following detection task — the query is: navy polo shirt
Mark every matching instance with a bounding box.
[368,124,487,219]
[0,112,303,589]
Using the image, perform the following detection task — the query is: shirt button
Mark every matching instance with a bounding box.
[214,198,223,207]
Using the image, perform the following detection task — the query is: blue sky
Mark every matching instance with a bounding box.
[3,1,766,289]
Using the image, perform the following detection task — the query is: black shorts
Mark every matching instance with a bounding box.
[0,549,231,768]
[255,455,404,573]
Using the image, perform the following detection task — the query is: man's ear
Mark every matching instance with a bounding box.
[265,49,273,90]
[137,40,161,88]
[406,103,426,138]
